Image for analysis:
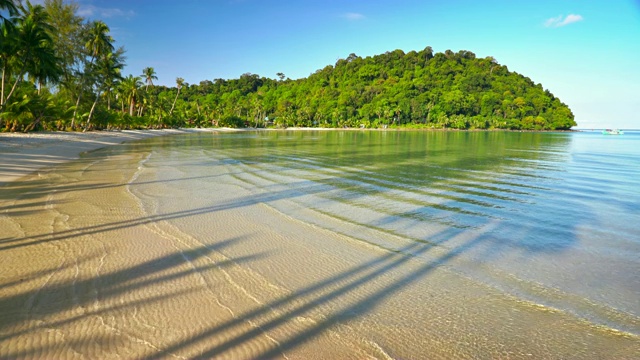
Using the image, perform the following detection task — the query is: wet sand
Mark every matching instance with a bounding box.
[0,130,638,359]
[0,129,222,184]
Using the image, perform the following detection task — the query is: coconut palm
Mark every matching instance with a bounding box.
[169,77,184,116]
[120,75,142,117]
[18,1,52,29]
[85,21,114,64]
[85,48,124,129]
[0,0,18,21]
[102,48,125,110]
[1,7,59,111]
[0,89,55,132]
[17,1,60,93]
[138,67,157,116]
[142,67,157,91]
[28,47,62,94]
[0,20,16,107]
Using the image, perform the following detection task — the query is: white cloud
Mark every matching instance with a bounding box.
[342,12,365,21]
[544,14,583,28]
[77,4,135,19]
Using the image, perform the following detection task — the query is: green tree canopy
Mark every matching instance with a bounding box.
[165,48,575,130]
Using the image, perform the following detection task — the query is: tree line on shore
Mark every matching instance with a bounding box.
[1,0,576,133]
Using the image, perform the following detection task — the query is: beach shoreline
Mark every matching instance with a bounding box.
[0,127,339,185]
[0,129,223,185]
[1,127,582,185]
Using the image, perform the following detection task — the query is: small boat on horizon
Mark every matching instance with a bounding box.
[602,129,624,135]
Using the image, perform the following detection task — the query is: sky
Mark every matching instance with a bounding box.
[35,0,640,129]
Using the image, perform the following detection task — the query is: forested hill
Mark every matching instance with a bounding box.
[164,47,576,130]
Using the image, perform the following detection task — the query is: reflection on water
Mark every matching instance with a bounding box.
[135,130,639,334]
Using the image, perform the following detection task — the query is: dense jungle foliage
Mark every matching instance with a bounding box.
[1,0,575,132]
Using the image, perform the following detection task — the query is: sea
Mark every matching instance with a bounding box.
[141,130,640,329]
[2,129,639,358]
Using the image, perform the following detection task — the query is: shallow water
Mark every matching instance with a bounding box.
[1,130,638,358]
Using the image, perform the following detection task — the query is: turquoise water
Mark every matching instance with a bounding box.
[137,129,640,334]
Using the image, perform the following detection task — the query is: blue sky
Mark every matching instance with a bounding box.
[43,0,640,129]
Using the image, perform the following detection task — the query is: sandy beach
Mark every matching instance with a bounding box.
[1,129,638,359]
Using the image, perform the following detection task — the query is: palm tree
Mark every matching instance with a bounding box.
[19,2,59,93]
[103,48,125,110]
[0,0,18,21]
[1,6,59,112]
[136,91,149,117]
[169,77,183,116]
[0,19,16,107]
[141,66,157,91]
[393,105,402,125]
[85,21,114,65]
[85,48,124,129]
[139,67,157,116]
[120,75,142,116]
[19,2,60,93]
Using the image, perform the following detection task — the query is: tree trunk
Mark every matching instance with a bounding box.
[1,65,5,107]
[25,117,42,132]
[129,98,135,116]
[85,91,101,132]
[2,70,25,111]
[1,57,30,111]
[169,88,180,116]
[71,93,81,129]
[72,56,96,129]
